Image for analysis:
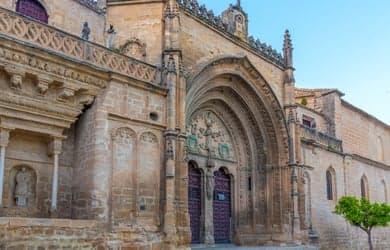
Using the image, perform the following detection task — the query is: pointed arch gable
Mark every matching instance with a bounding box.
[361,175,369,199]
[326,167,336,201]
[186,56,289,165]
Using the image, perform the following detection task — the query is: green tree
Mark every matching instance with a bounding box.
[335,196,390,250]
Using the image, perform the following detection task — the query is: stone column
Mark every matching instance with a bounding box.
[204,167,215,244]
[0,128,10,207]
[49,137,63,212]
[163,53,179,248]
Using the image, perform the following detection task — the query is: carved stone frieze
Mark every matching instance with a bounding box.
[0,45,107,89]
[186,111,236,161]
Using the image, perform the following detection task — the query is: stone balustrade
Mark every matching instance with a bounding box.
[0,6,159,84]
[300,125,343,152]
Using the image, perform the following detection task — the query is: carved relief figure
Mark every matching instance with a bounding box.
[186,111,235,160]
[206,168,214,200]
[14,167,33,207]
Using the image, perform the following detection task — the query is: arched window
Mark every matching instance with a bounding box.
[377,136,384,162]
[326,168,336,200]
[361,175,369,199]
[382,180,388,203]
[16,0,48,23]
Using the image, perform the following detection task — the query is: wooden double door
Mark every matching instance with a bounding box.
[188,164,232,244]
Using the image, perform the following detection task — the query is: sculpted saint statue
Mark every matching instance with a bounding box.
[14,167,32,207]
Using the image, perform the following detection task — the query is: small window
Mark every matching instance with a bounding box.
[361,176,369,199]
[302,115,316,129]
[248,177,252,191]
[16,0,48,23]
[326,170,333,200]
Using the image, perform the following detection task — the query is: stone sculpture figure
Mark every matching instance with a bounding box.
[107,24,116,49]
[82,22,90,40]
[206,167,214,200]
[14,167,32,207]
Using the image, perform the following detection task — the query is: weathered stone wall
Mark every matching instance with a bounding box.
[301,143,390,250]
[341,102,390,165]
[107,1,165,64]
[180,12,285,104]
[0,217,165,249]
[0,0,106,44]
[72,74,166,234]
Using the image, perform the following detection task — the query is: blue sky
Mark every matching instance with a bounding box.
[197,0,390,125]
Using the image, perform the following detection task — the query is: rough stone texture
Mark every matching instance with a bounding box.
[0,1,388,250]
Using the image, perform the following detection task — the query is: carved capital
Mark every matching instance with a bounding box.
[37,76,53,95]
[57,87,75,101]
[78,94,95,105]
[48,136,64,155]
[0,128,11,147]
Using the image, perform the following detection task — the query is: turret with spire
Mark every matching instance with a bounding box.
[221,0,248,41]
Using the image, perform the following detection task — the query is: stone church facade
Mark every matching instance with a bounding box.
[0,0,388,249]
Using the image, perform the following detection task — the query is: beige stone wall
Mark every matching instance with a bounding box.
[0,217,164,249]
[0,0,106,44]
[106,2,165,64]
[180,12,285,104]
[341,103,390,165]
[72,74,166,229]
[301,143,390,250]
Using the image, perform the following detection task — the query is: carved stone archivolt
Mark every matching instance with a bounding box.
[184,56,291,239]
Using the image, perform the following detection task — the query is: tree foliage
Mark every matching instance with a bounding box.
[335,196,390,250]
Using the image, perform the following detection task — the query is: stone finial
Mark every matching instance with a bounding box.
[283,29,293,68]
[82,22,90,40]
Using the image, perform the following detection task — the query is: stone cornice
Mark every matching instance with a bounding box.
[350,154,390,171]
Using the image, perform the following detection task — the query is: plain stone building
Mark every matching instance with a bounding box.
[0,0,388,249]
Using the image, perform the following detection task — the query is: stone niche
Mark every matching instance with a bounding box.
[8,165,37,213]
[120,38,147,61]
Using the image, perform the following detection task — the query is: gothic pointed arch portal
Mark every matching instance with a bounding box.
[183,56,291,245]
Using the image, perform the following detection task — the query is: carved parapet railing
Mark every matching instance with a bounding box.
[300,125,343,152]
[0,7,159,84]
[177,0,285,67]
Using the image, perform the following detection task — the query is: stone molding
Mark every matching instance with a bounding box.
[0,7,159,84]
[0,217,98,228]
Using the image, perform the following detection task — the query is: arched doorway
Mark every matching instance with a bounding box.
[16,0,48,23]
[213,168,232,243]
[182,56,290,245]
[188,162,202,243]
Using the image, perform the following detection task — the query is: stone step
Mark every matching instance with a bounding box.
[191,244,318,250]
